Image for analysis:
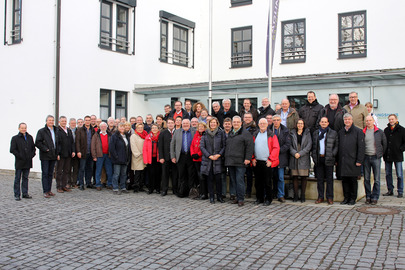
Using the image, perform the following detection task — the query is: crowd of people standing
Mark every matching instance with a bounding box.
[10,91,405,207]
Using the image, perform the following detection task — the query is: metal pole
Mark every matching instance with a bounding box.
[268,0,272,104]
[208,0,213,114]
[55,0,61,123]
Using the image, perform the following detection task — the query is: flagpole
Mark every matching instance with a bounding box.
[208,0,213,114]
[268,0,273,104]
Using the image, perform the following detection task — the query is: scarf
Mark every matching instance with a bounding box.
[207,128,218,138]
[150,131,160,142]
[391,122,399,130]
[135,130,148,139]
[318,127,329,140]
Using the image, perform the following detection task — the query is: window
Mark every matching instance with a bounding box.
[281,19,305,63]
[338,10,366,59]
[337,93,349,107]
[159,10,195,68]
[231,26,252,68]
[4,0,22,45]
[231,0,252,7]
[160,21,168,62]
[100,90,111,121]
[99,0,136,54]
[115,91,127,119]
[287,95,306,110]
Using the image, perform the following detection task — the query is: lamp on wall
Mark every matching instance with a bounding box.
[373,99,378,109]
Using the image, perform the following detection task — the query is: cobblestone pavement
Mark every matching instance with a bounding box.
[1,173,404,270]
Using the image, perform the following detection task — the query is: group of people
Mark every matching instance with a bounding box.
[10,91,405,207]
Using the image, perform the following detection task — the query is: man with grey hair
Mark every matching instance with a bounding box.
[225,115,254,207]
[69,118,79,188]
[317,94,346,132]
[190,117,199,131]
[221,98,237,122]
[337,113,365,205]
[170,119,197,197]
[212,101,224,126]
[343,91,368,129]
[91,122,113,190]
[35,115,59,198]
[145,114,154,133]
[107,117,116,134]
[276,98,299,130]
[56,116,75,193]
[257,97,276,124]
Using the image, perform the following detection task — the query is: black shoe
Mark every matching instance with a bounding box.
[79,185,85,191]
[217,197,225,203]
[222,195,226,199]
[340,199,349,205]
[293,195,298,202]
[161,191,167,196]
[86,185,92,189]
[147,190,153,195]
[301,196,306,203]
[347,200,356,205]
[245,193,251,199]
[210,198,215,204]
[156,190,160,194]
[264,200,271,206]
[121,189,129,194]
[254,200,263,205]
[398,194,403,198]
[200,195,208,200]
[383,191,394,196]
[133,189,139,193]
[22,194,32,199]
[230,195,236,201]
[365,198,371,204]
[14,196,21,201]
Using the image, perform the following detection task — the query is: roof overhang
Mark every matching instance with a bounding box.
[133,68,405,100]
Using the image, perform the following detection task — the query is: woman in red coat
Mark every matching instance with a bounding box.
[143,124,161,194]
[190,122,207,199]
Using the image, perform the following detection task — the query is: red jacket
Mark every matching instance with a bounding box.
[190,131,204,162]
[252,131,280,168]
[143,133,160,164]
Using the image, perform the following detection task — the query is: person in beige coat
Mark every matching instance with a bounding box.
[343,91,368,129]
[130,123,147,192]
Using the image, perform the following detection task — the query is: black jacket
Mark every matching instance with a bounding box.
[312,128,339,167]
[224,128,254,167]
[337,125,365,177]
[317,104,347,132]
[158,128,175,161]
[169,108,188,120]
[299,99,324,134]
[57,126,75,158]
[271,124,291,168]
[363,127,387,159]
[109,132,131,165]
[243,122,257,136]
[221,109,238,122]
[239,106,258,122]
[35,125,59,161]
[200,129,226,175]
[212,108,224,126]
[10,132,36,169]
[257,105,276,124]
[383,122,405,162]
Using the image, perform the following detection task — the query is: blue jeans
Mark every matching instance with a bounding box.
[41,160,56,193]
[364,155,381,200]
[113,164,127,191]
[78,154,93,187]
[14,169,29,197]
[385,161,404,195]
[95,154,113,187]
[277,167,285,198]
[228,166,246,202]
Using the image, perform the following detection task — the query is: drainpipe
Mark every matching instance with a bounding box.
[55,0,61,123]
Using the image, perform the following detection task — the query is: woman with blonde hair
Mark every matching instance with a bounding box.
[130,123,147,192]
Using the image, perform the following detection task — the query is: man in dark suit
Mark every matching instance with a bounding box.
[10,122,36,200]
[76,115,95,190]
[56,116,75,193]
[158,118,178,196]
[170,119,196,197]
[35,115,59,198]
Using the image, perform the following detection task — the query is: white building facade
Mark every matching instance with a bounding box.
[1,0,405,171]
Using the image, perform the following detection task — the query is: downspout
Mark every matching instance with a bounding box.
[4,0,7,45]
[55,0,61,122]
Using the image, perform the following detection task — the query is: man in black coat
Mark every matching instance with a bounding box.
[383,114,405,198]
[270,115,291,203]
[35,115,60,198]
[212,101,224,127]
[312,117,338,205]
[10,122,36,200]
[317,94,346,132]
[56,116,75,193]
[225,116,253,207]
[257,97,276,125]
[337,113,365,205]
[158,118,178,196]
[76,116,95,190]
[242,112,257,198]
[221,99,238,122]
[299,91,324,135]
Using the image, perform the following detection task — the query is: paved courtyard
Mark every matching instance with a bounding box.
[0,172,404,270]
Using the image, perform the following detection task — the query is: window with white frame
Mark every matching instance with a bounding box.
[159,10,195,68]
[100,89,128,121]
[99,0,136,55]
[4,0,22,45]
